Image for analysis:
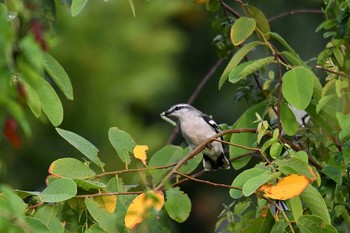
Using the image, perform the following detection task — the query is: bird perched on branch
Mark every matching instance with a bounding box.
[160,103,230,171]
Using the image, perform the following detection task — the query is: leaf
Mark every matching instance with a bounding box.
[0,185,27,216]
[43,53,73,100]
[128,0,136,17]
[259,174,311,200]
[322,165,342,185]
[133,145,148,166]
[242,171,280,196]
[289,196,303,221]
[241,210,274,233]
[282,66,314,110]
[296,215,337,233]
[74,179,106,191]
[229,60,255,84]
[238,56,275,79]
[34,205,64,233]
[269,32,295,53]
[219,41,263,88]
[269,141,283,159]
[71,0,88,17]
[124,190,164,229]
[280,102,299,136]
[300,185,331,223]
[164,187,191,223]
[281,50,306,67]
[40,178,77,202]
[48,158,96,179]
[275,157,316,180]
[317,95,335,113]
[245,5,270,38]
[230,168,266,198]
[108,127,136,166]
[230,17,256,46]
[25,217,51,233]
[94,195,117,214]
[56,128,104,168]
[21,80,41,118]
[85,197,118,233]
[270,221,288,233]
[230,101,269,169]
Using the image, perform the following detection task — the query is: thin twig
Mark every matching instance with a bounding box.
[75,191,142,198]
[94,163,176,178]
[167,58,225,144]
[221,1,241,18]
[268,9,324,23]
[276,54,283,133]
[315,65,350,78]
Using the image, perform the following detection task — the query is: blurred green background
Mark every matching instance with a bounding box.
[2,0,326,232]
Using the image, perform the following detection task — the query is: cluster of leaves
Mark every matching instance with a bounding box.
[1,0,350,233]
[0,0,73,148]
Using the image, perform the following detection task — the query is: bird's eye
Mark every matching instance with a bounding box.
[174,106,180,111]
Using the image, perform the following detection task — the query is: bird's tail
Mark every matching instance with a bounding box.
[203,154,230,171]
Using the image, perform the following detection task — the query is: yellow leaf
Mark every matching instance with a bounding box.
[125,190,164,229]
[133,145,148,166]
[259,174,311,200]
[94,195,117,213]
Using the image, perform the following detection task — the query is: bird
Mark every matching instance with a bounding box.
[160,103,230,171]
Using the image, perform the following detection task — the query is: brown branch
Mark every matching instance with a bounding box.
[268,9,324,23]
[94,163,176,178]
[75,191,142,198]
[221,1,241,18]
[315,65,350,79]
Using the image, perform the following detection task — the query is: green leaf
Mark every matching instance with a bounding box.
[275,157,314,179]
[242,210,274,233]
[49,158,96,179]
[0,185,27,216]
[75,179,106,191]
[238,56,275,79]
[289,196,303,221]
[296,215,337,233]
[40,178,77,202]
[230,101,269,169]
[85,197,118,233]
[43,53,73,100]
[20,63,63,126]
[164,187,191,223]
[281,51,306,67]
[230,168,266,198]
[230,17,256,46]
[322,165,342,185]
[21,80,41,118]
[336,112,350,141]
[282,66,314,110]
[25,217,51,233]
[280,102,298,136]
[290,150,308,163]
[219,41,263,88]
[108,127,136,165]
[242,171,280,196]
[128,0,136,17]
[316,95,334,113]
[56,128,104,168]
[245,5,270,38]
[229,60,255,84]
[178,147,202,174]
[19,36,43,72]
[270,220,288,233]
[34,205,64,233]
[5,98,31,137]
[71,0,88,17]
[300,185,331,224]
[269,141,283,159]
[269,32,295,53]
[148,145,184,185]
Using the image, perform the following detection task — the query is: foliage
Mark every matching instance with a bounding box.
[1,0,350,232]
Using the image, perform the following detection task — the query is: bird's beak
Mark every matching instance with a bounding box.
[160,111,176,126]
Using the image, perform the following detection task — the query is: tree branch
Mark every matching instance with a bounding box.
[268,9,324,23]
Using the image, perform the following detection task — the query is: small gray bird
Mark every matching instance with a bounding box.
[160,103,230,171]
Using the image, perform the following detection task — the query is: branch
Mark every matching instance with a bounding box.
[94,163,176,178]
[221,1,241,18]
[268,9,324,23]
[315,65,350,78]
[167,58,225,144]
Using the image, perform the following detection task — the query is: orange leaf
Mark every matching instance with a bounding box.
[133,145,148,166]
[259,174,311,200]
[125,190,164,229]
